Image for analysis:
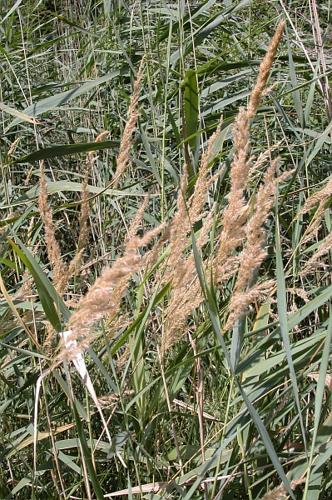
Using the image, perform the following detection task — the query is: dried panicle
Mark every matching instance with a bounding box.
[86,130,110,166]
[188,121,222,224]
[113,61,144,188]
[301,176,332,243]
[301,231,332,276]
[235,161,278,292]
[141,225,170,271]
[225,160,279,330]
[218,97,278,271]
[160,124,222,354]
[215,21,284,284]
[40,147,100,337]
[162,209,215,354]
[39,132,102,300]
[68,169,90,277]
[95,130,110,143]
[8,138,19,157]
[14,273,34,301]
[289,287,309,303]
[301,176,332,214]
[62,217,164,361]
[307,372,332,391]
[213,22,284,318]
[38,161,68,295]
[127,224,166,252]
[164,121,221,288]
[162,277,201,355]
[69,131,110,278]
[162,165,190,286]
[216,255,241,283]
[163,121,221,289]
[248,143,281,179]
[116,345,131,369]
[301,204,325,244]
[225,165,294,330]
[125,197,149,244]
[215,108,251,277]
[15,216,38,301]
[261,485,288,500]
[262,478,305,500]
[247,21,285,119]
[226,280,274,331]
[196,208,215,249]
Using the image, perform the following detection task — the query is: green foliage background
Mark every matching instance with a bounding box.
[0,0,331,498]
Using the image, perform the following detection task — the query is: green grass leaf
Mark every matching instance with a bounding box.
[182,69,199,151]
[13,140,118,163]
[7,237,69,331]
[7,71,120,129]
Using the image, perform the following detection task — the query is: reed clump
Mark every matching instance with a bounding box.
[215,21,285,284]
[163,20,286,349]
[59,21,287,362]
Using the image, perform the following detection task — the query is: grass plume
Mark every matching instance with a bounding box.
[161,22,285,351]
[112,61,144,188]
[301,175,332,243]
[301,231,332,275]
[225,161,279,329]
[63,216,165,359]
[216,21,285,285]
[38,160,68,295]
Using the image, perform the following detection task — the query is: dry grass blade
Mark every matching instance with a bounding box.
[104,475,236,497]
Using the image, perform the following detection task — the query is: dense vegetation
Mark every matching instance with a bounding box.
[0,1,331,498]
